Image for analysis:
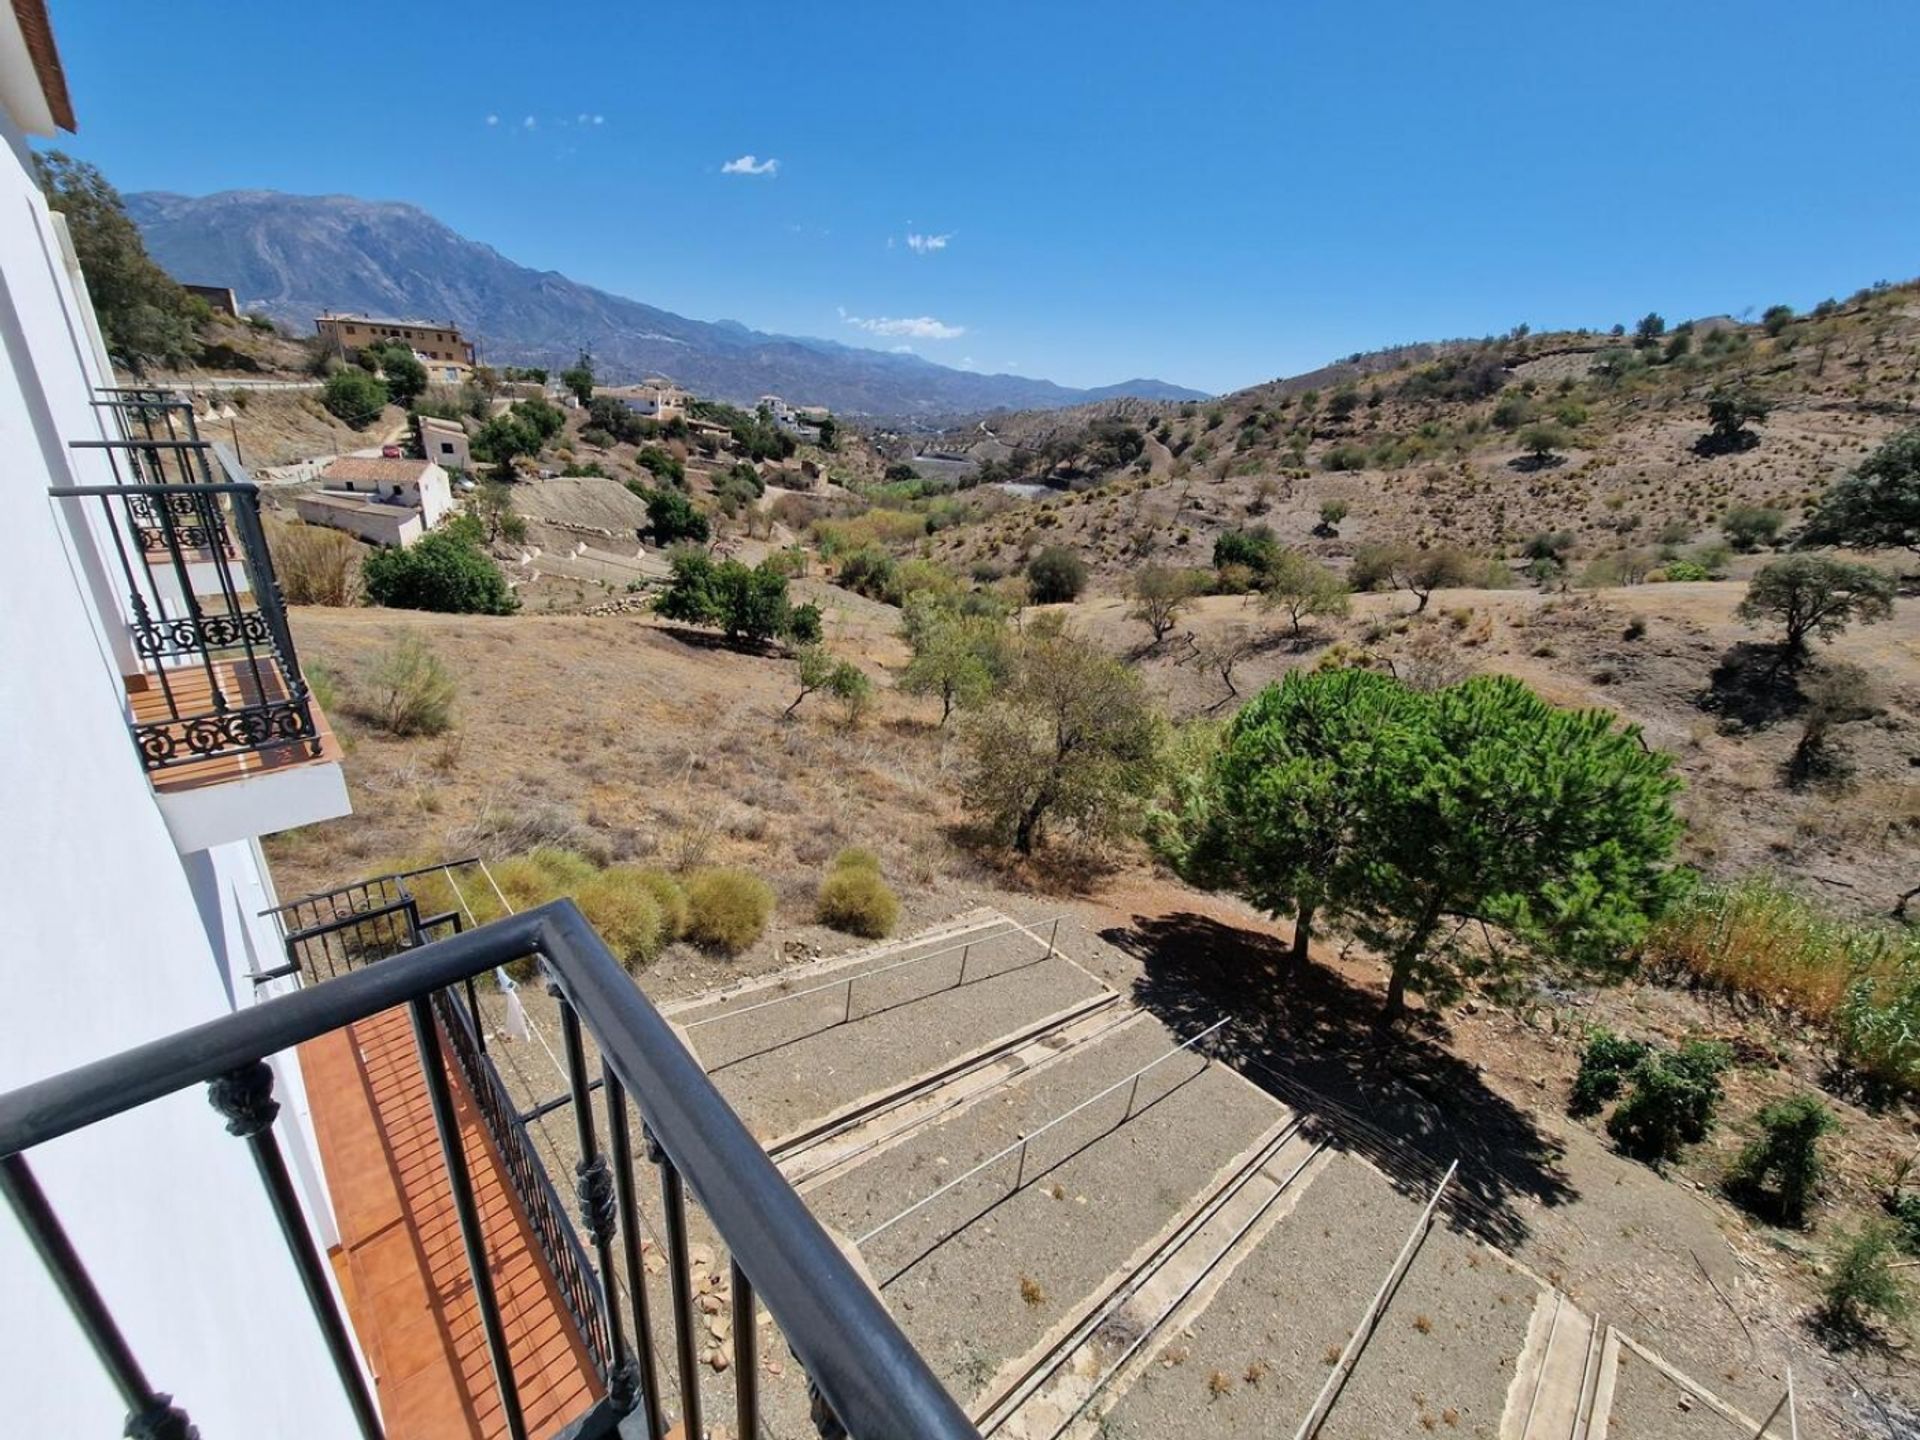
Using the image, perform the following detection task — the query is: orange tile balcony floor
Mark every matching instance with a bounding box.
[125,657,344,793]
[302,1007,601,1440]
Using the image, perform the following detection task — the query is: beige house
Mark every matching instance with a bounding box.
[315,313,475,367]
[416,414,472,472]
[291,491,426,548]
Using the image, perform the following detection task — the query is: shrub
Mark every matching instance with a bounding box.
[1569,1029,1649,1117]
[1722,504,1785,552]
[684,868,774,955]
[1662,559,1711,582]
[1606,1041,1732,1163]
[357,635,456,736]
[630,868,690,940]
[640,487,708,544]
[322,368,388,427]
[575,867,666,970]
[830,846,882,875]
[1821,1222,1910,1333]
[270,521,364,606]
[1726,1093,1838,1226]
[363,531,516,615]
[816,860,900,938]
[1836,952,1920,1095]
[1027,546,1088,604]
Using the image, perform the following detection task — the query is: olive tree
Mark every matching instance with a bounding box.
[960,625,1163,854]
[1129,566,1203,645]
[1736,556,1895,658]
[1257,550,1350,634]
[1802,427,1920,553]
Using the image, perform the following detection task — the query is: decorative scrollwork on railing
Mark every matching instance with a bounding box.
[132,611,273,659]
[133,521,234,556]
[134,700,317,771]
[125,489,205,521]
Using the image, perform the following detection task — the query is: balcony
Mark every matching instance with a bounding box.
[56,392,349,850]
[0,894,979,1439]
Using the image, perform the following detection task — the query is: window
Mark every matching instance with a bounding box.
[439,442,455,455]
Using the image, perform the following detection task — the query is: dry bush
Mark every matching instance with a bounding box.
[356,634,456,737]
[684,868,775,955]
[576,867,665,970]
[269,519,365,606]
[630,869,690,940]
[815,854,900,938]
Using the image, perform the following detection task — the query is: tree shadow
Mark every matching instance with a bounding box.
[1508,452,1569,473]
[1100,910,1575,1250]
[1692,429,1761,458]
[1697,641,1805,731]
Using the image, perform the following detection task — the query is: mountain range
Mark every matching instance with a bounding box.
[125,190,1207,417]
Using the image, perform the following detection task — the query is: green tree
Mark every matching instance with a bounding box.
[1704,386,1770,449]
[1213,525,1281,577]
[1736,556,1895,657]
[1316,501,1350,536]
[1165,668,1424,967]
[901,605,1005,725]
[1726,1093,1838,1226]
[472,480,527,544]
[639,487,709,544]
[655,552,791,646]
[960,626,1163,854]
[785,645,835,718]
[367,342,427,409]
[826,659,873,726]
[1351,542,1483,613]
[1129,566,1203,644]
[560,349,596,405]
[1257,551,1350,634]
[636,444,685,486]
[1633,312,1667,347]
[34,151,199,372]
[1519,422,1569,464]
[1026,545,1089,604]
[1762,304,1795,336]
[1802,426,1920,553]
[362,531,516,614]
[322,368,390,428]
[1721,504,1786,551]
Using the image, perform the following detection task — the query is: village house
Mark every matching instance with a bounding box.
[313,312,475,383]
[294,455,452,548]
[415,412,472,472]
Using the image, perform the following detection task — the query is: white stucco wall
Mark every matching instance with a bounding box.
[0,107,365,1437]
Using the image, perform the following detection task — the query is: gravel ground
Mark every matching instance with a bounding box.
[1094,1154,1429,1439]
[1606,1347,1755,1440]
[797,1013,1288,1410]
[1316,1221,1537,1440]
[681,931,1113,1145]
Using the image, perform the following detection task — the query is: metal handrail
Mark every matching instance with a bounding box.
[0,902,980,1440]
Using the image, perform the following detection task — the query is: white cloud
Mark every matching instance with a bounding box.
[838,307,966,341]
[721,154,779,176]
[522,115,537,128]
[485,114,499,126]
[592,114,605,126]
[905,232,951,255]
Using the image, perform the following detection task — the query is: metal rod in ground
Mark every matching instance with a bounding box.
[679,917,1065,1031]
[1047,918,1060,958]
[857,1017,1230,1247]
[1292,1159,1458,1440]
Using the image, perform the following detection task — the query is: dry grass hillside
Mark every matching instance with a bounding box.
[921,285,1919,585]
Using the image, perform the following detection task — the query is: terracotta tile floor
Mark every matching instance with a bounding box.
[303,1006,601,1439]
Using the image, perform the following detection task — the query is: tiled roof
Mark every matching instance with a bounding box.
[323,456,433,484]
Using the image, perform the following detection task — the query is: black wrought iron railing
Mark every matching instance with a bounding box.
[52,464,320,775]
[263,867,627,1407]
[0,903,980,1440]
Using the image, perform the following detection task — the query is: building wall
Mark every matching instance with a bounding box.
[0,109,366,1438]
[317,315,475,365]
[294,494,423,547]
[418,417,472,472]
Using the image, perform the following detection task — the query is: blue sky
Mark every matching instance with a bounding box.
[44,0,1920,395]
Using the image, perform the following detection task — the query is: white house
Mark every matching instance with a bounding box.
[416,412,472,472]
[0,6,365,1434]
[296,454,452,545]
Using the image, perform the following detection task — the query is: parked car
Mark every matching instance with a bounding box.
[380,443,403,459]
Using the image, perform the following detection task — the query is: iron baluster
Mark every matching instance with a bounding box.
[206,1061,383,1440]
[608,1082,667,1439]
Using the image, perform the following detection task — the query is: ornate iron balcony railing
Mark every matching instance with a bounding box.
[52,464,320,776]
[0,902,981,1440]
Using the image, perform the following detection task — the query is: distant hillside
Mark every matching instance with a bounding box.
[917,282,1920,583]
[125,190,1207,417]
